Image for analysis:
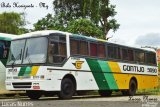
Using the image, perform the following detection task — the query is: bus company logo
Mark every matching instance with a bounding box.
[72,61,84,69]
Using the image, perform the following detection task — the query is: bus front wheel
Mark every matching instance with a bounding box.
[58,78,75,99]
[26,90,42,100]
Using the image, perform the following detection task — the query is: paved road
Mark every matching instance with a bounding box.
[0,95,160,107]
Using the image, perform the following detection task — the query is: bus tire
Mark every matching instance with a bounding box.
[128,79,137,96]
[26,91,42,100]
[58,78,75,99]
[98,90,112,97]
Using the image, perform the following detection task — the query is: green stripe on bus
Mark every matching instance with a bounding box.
[24,67,32,76]
[18,67,27,76]
[86,59,110,90]
[98,61,118,89]
[98,61,111,73]
[18,67,32,76]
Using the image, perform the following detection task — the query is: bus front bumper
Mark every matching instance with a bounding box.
[5,79,61,91]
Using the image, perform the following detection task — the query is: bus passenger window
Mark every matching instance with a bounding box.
[128,50,134,61]
[59,43,66,56]
[122,48,128,60]
[48,44,54,63]
[108,46,121,59]
[146,52,156,65]
[98,44,105,58]
[90,43,97,57]
[135,51,144,63]
[70,40,79,55]
[116,47,121,59]
[48,36,66,64]
[80,41,88,56]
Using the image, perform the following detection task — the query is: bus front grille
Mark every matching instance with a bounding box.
[12,82,32,88]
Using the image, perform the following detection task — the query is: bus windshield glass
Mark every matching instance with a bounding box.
[7,39,25,65]
[22,37,48,64]
[7,37,48,65]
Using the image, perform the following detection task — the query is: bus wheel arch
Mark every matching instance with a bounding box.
[58,74,77,99]
[128,77,138,96]
[130,77,138,89]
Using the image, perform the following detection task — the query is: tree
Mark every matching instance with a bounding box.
[53,0,120,38]
[34,14,65,31]
[67,19,104,38]
[34,15,104,38]
[0,12,27,35]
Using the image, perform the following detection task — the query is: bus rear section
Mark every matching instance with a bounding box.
[5,30,159,99]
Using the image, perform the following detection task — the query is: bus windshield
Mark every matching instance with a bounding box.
[7,39,25,65]
[23,37,48,64]
[7,37,48,65]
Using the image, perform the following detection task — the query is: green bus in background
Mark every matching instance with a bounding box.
[0,33,17,96]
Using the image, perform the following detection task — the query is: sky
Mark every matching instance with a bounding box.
[0,0,160,48]
[109,0,160,47]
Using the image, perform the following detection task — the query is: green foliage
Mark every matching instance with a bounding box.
[34,14,65,31]
[0,12,27,35]
[34,0,120,39]
[34,15,104,38]
[67,19,104,38]
[53,0,120,38]
[158,62,160,71]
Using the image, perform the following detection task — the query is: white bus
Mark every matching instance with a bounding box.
[0,33,17,96]
[5,30,158,99]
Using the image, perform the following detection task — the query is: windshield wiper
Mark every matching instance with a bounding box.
[12,49,22,68]
[25,47,32,65]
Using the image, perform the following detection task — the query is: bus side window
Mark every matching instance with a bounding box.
[79,41,88,56]
[48,36,66,64]
[90,43,97,57]
[146,52,156,65]
[107,45,113,58]
[135,51,145,63]
[122,48,129,61]
[108,45,121,60]
[98,44,105,58]
[70,39,79,55]
[48,44,54,63]
[128,49,134,61]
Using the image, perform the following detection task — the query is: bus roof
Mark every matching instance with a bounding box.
[107,42,156,52]
[0,33,17,41]
[12,30,156,53]
[13,30,72,40]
